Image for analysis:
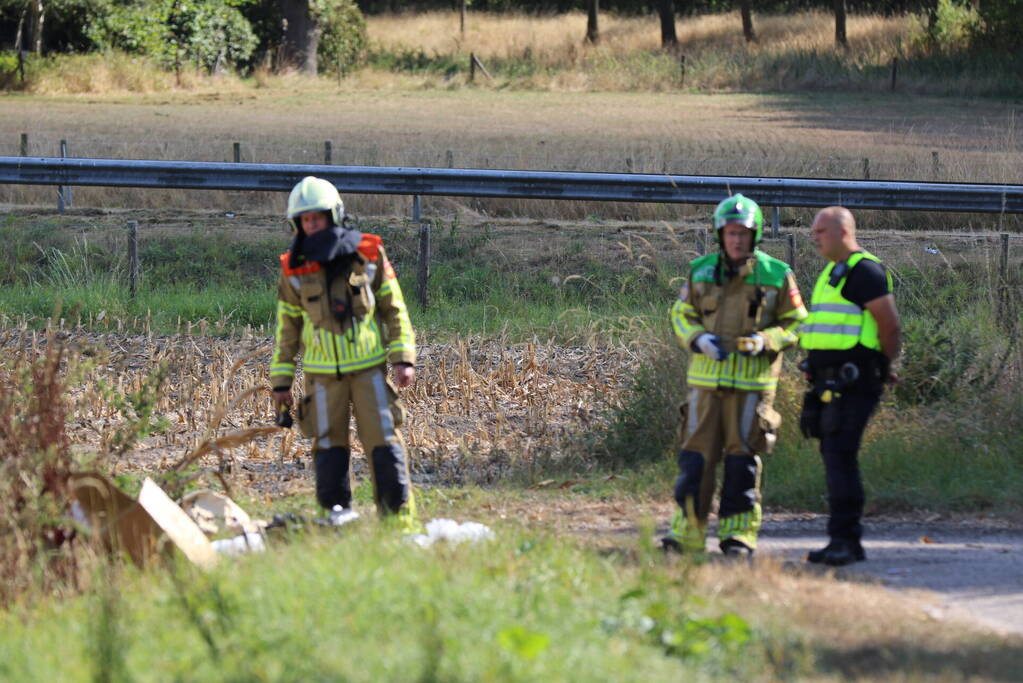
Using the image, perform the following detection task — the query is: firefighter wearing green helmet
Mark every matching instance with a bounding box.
[662,194,808,557]
[270,176,420,532]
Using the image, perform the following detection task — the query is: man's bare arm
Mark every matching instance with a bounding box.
[864,294,901,363]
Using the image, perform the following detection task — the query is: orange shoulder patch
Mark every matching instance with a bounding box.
[280,252,320,276]
[358,233,383,262]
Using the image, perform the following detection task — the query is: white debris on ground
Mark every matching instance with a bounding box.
[408,518,496,548]
[210,532,267,555]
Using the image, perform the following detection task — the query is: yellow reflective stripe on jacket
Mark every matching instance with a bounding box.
[686,354,778,391]
[271,300,302,379]
[800,251,887,351]
[670,299,706,346]
[294,310,390,376]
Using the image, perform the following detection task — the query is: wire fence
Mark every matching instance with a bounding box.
[22,217,1021,315]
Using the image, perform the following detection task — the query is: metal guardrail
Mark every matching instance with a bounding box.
[1,156,1022,213]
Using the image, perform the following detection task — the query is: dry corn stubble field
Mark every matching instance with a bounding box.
[1,90,1021,228]
[0,326,637,500]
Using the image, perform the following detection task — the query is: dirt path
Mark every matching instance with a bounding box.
[512,496,1023,637]
[757,513,1023,637]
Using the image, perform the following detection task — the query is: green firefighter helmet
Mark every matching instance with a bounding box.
[286,176,344,233]
[713,193,763,246]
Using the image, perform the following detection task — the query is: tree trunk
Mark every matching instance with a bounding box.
[740,0,755,43]
[833,0,847,48]
[656,0,677,49]
[460,0,466,37]
[27,0,44,54]
[280,0,319,74]
[586,0,599,44]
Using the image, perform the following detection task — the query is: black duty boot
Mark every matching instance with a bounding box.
[806,539,866,566]
[719,538,754,558]
[660,536,684,554]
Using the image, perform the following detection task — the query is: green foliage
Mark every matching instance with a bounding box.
[913,0,981,53]
[976,0,1023,51]
[312,0,368,77]
[0,526,780,680]
[90,0,257,73]
[595,339,688,469]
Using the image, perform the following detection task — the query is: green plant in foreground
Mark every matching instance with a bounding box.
[0,527,779,681]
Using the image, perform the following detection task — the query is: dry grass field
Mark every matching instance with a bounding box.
[367,10,914,58]
[2,89,1020,229]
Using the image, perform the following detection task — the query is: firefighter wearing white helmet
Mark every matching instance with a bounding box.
[271,176,419,531]
[662,194,808,557]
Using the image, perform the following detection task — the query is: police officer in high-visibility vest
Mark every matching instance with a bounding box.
[663,194,808,557]
[270,176,419,531]
[799,206,901,566]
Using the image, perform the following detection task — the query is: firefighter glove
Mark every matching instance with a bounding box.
[695,333,727,361]
[737,333,765,356]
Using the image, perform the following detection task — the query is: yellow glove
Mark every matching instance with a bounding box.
[736,334,765,356]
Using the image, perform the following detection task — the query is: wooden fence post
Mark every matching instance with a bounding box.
[128,221,140,298]
[1000,233,1009,283]
[932,151,940,180]
[469,52,476,84]
[417,222,431,310]
[862,157,870,180]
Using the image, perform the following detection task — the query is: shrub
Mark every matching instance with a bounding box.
[89,0,257,74]
[313,0,368,78]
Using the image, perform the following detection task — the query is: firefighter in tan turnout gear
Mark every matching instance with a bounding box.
[271,176,419,531]
[662,194,808,557]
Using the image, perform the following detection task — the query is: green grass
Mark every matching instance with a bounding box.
[0,522,779,681]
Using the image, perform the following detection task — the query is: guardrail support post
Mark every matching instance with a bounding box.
[57,139,72,212]
[233,142,241,163]
[20,133,28,157]
[862,158,870,180]
[417,222,431,311]
[128,220,140,298]
[932,151,940,180]
[771,206,780,238]
[412,194,421,223]
[786,232,796,270]
[324,141,332,165]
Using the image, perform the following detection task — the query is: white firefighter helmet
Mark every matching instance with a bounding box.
[286,176,344,233]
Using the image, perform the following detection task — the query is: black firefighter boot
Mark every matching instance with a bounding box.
[313,447,360,527]
[806,538,866,566]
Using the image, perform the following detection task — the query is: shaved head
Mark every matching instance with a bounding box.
[811,206,860,261]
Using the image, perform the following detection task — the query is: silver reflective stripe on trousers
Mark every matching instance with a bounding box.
[371,371,396,441]
[315,382,331,449]
[809,303,862,315]
[740,392,759,452]
[289,275,301,290]
[799,323,863,336]
[687,388,700,437]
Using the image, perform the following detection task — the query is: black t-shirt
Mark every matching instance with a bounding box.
[807,254,891,372]
[840,257,890,308]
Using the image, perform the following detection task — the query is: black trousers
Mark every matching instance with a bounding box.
[815,389,881,542]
